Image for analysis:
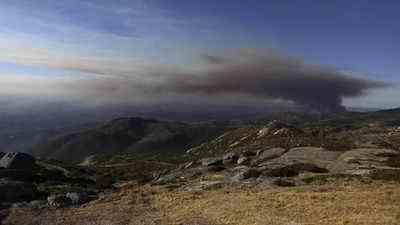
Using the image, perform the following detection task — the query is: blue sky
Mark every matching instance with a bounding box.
[0,0,399,109]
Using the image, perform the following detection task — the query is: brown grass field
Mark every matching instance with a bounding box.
[3,182,400,225]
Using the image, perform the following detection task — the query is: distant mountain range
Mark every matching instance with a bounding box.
[0,101,309,154]
[29,107,400,162]
[31,117,230,162]
[1,101,399,163]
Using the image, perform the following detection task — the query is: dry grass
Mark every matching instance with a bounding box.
[3,182,400,225]
[3,185,163,225]
[156,183,400,225]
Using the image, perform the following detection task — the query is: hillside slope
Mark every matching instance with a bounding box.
[31,117,229,162]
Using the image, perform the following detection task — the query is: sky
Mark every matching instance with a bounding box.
[0,0,399,113]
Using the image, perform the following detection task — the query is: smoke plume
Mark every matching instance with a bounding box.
[152,51,387,113]
[0,50,388,114]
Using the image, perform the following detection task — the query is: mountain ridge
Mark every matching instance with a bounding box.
[31,117,230,162]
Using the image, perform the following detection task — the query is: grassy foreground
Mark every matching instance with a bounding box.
[4,182,400,225]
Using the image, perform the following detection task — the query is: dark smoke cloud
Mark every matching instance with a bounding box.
[152,51,387,113]
[0,50,388,114]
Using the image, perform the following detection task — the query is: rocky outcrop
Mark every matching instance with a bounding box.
[254,147,286,162]
[47,192,89,208]
[257,121,301,138]
[255,147,339,177]
[222,152,239,165]
[231,167,261,182]
[154,173,183,185]
[278,147,341,168]
[154,167,204,185]
[237,156,250,165]
[154,145,400,190]
[66,192,89,205]
[329,148,400,175]
[47,194,71,208]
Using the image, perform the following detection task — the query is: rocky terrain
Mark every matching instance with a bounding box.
[1,108,400,224]
[153,119,400,192]
[0,152,110,220]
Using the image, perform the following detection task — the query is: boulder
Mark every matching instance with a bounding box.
[256,149,264,156]
[257,147,336,177]
[237,156,250,165]
[153,168,203,185]
[66,192,89,205]
[256,148,287,161]
[368,167,400,181]
[232,166,250,171]
[154,173,182,185]
[0,179,37,203]
[257,127,270,138]
[280,147,341,168]
[242,150,257,157]
[257,121,297,138]
[231,168,261,182]
[29,200,47,209]
[47,194,71,208]
[222,152,239,165]
[48,192,91,208]
[183,161,195,169]
[272,128,292,136]
[0,152,36,170]
[329,148,400,174]
[201,158,222,167]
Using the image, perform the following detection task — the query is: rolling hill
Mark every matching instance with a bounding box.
[31,117,230,163]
